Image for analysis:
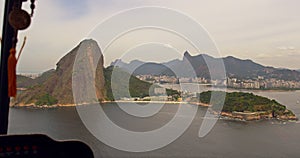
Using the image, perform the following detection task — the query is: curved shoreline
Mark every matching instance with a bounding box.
[11,100,189,108]
[11,101,298,121]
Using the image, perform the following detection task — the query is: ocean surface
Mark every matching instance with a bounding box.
[8,87,300,158]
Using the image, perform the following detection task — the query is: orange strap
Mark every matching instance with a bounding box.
[8,48,17,97]
[7,36,26,97]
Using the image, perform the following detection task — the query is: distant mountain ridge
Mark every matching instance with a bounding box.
[14,41,300,106]
[17,69,55,89]
[112,51,300,81]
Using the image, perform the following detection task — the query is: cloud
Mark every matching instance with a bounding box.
[1,0,299,72]
[256,53,271,58]
[277,46,296,50]
[256,51,300,69]
[51,0,91,19]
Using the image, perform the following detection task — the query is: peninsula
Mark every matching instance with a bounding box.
[191,91,297,121]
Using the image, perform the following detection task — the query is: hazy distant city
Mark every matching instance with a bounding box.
[136,74,300,90]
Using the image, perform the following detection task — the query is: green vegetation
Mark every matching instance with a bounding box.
[198,91,295,116]
[104,66,181,101]
[104,66,157,100]
[36,93,58,106]
[166,89,181,100]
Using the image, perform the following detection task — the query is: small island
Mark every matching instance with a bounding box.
[190,91,297,121]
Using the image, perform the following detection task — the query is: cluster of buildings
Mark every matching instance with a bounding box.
[136,75,178,84]
[17,73,41,79]
[136,75,209,84]
[137,75,300,90]
[227,78,300,89]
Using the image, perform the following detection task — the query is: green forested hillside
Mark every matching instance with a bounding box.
[104,66,158,101]
[198,91,294,116]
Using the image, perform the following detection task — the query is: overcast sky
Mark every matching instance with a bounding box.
[1,0,300,73]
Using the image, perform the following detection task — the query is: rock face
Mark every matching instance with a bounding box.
[220,111,298,121]
[14,39,106,105]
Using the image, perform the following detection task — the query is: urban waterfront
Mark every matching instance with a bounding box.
[136,75,300,89]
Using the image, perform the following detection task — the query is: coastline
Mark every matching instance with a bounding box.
[161,83,300,92]
[10,103,77,108]
[11,100,298,122]
[218,111,298,121]
[10,100,189,108]
[113,100,188,104]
